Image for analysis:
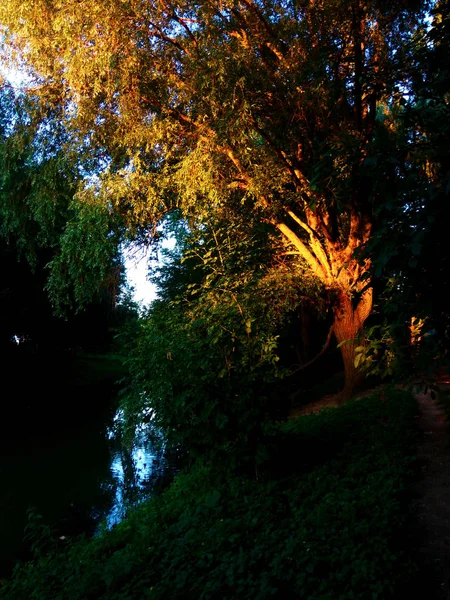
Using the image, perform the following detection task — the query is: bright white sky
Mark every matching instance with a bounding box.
[124,246,158,308]
[124,237,176,308]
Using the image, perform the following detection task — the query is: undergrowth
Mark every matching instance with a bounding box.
[0,389,419,599]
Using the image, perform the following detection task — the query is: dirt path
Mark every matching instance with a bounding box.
[288,383,387,417]
[413,384,450,599]
[291,381,450,596]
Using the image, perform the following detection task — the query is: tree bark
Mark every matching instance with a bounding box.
[332,287,372,402]
[275,208,373,401]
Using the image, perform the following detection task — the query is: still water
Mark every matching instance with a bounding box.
[0,367,166,576]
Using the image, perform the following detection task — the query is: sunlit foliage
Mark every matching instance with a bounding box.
[0,0,432,397]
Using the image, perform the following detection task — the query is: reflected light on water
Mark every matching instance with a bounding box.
[102,406,166,529]
[106,446,158,527]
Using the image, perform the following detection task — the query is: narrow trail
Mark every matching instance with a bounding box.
[413,384,450,599]
[290,380,450,597]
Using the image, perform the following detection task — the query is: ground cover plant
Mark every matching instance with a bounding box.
[0,389,419,600]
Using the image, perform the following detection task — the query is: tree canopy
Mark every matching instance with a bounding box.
[1,5,450,594]
[0,0,437,399]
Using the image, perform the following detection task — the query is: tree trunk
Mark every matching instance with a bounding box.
[332,288,372,402]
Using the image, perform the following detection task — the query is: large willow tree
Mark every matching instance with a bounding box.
[0,0,429,399]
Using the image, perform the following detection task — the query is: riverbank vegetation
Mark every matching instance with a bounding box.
[0,0,450,597]
[1,390,420,599]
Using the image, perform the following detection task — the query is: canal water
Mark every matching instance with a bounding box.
[0,353,167,577]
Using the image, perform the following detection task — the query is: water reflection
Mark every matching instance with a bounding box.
[0,394,168,576]
[103,408,167,528]
[107,446,158,526]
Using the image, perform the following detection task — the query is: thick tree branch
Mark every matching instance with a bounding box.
[318,205,337,242]
[355,285,373,326]
[286,209,333,280]
[247,122,311,193]
[279,149,311,192]
[275,220,330,283]
[343,212,371,261]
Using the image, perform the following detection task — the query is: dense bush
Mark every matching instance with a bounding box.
[117,215,317,468]
[1,389,419,599]
[119,297,283,470]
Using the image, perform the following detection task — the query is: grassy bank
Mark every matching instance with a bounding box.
[1,389,419,599]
